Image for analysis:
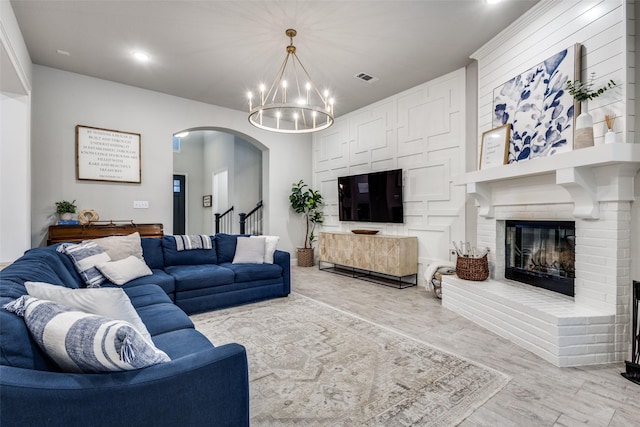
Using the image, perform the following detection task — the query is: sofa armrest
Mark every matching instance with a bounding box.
[0,343,249,427]
[273,250,291,295]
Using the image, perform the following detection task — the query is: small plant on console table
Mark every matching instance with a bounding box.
[289,180,323,267]
[55,200,77,221]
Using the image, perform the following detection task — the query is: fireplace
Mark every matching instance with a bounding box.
[505,220,575,297]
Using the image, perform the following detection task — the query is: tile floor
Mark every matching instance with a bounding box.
[292,266,640,426]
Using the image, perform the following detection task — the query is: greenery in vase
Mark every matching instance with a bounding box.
[566,72,616,102]
[55,200,77,215]
[289,180,323,249]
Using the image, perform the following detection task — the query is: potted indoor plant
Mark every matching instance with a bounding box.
[566,73,616,149]
[55,199,77,221]
[289,180,323,267]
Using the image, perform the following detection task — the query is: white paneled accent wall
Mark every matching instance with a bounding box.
[312,69,466,281]
[472,0,631,149]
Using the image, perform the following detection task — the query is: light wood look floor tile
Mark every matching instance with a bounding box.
[292,266,640,426]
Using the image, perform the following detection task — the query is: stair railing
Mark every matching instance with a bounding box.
[214,206,234,234]
[239,201,263,235]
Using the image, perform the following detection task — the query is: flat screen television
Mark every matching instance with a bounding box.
[338,169,403,223]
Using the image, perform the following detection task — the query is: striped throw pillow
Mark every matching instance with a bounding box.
[58,241,111,288]
[3,296,170,373]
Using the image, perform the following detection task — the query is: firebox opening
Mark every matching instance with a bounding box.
[505,220,576,297]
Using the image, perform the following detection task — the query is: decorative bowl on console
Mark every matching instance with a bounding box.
[351,229,379,235]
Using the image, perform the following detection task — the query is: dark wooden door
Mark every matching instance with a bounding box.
[173,174,186,235]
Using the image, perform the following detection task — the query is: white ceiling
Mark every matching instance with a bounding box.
[10,0,538,117]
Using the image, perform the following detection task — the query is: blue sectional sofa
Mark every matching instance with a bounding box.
[0,233,290,427]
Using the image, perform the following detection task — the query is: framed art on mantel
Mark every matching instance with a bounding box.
[492,44,581,164]
[76,125,141,183]
[479,124,510,170]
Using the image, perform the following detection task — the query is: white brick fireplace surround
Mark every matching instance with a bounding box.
[443,144,640,367]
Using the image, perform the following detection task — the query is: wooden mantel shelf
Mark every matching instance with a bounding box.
[456,144,640,219]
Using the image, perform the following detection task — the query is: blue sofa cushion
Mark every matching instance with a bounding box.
[165,264,234,292]
[162,236,217,266]
[123,284,174,308]
[151,328,215,359]
[141,238,165,269]
[1,246,83,289]
[135,303,195,337]
[220,262,284,283]
[120,269,176,296]
[215,233,248,264]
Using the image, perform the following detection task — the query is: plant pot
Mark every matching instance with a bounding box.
[297,248,314,267]
[60,212,74,221]
[574,101,594,149]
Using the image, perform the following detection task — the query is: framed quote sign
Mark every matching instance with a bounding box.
[479,124,510,170]
[76,125,141,183]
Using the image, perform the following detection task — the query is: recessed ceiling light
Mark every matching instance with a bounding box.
[132,51,150,61]
[486,0,503,4]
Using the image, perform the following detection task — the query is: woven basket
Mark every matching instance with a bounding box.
[297,248,315,267]
[455,255,489,281]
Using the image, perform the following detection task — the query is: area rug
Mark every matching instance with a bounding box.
[191,293,510,426]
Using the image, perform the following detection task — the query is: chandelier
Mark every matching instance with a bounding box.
[247,29,334,134]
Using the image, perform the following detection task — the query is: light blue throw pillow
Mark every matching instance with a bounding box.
[3,296,170,373]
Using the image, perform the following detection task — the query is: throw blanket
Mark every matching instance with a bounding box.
[174,235,212,251]
[423,260,456,294]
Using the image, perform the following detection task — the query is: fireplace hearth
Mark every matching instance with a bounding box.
[505,220,575,297]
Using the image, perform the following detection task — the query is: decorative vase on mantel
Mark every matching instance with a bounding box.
[574,101,594,149]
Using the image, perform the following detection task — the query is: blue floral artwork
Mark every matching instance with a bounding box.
[493,44,579,163]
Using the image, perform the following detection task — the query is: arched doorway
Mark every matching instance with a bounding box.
[172,128,266,235]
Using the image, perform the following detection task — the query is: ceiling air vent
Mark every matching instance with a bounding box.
[354,72,379,84]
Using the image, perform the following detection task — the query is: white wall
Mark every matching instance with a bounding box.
[312,68,467,280]
[0,93,30,262]
[31,65,312,254]
[0,0,32,263]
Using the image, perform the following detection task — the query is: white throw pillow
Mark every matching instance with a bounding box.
[251,235,280,264]
[88,232,144,261]
[96,255,153,286]
[232,236,266,264]
[25,281,152,342]
[3,296,169,373]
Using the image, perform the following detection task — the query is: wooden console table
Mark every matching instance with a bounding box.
[318,231,418,288]
[47,222,164,245]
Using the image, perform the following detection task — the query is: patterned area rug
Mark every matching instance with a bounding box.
[191,293,509,426]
